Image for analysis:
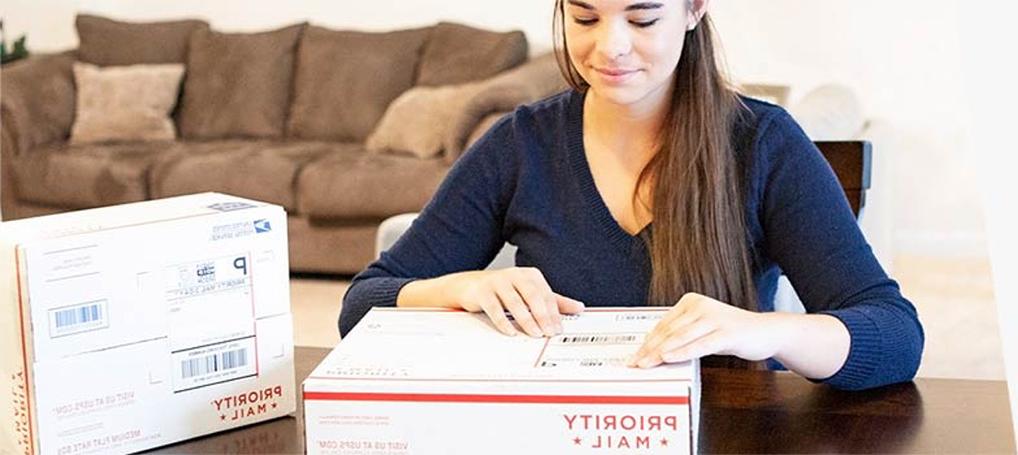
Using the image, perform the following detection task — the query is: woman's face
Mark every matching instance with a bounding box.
[564,0,701,110]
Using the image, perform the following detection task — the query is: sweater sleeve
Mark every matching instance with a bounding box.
[756,109,925,391]
[338,115,518,337]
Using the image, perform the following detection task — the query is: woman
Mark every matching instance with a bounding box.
[340,0,924,391]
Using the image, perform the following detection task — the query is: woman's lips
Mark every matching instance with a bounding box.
[593,67,639,85]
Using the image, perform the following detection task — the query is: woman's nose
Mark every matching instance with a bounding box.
[595,20,632,60]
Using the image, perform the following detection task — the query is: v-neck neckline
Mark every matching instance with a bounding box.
[565,89,652,249]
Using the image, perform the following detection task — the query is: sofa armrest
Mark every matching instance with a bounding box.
[443,52,568,163]
[464,112,508,151]
[1,51,78,159]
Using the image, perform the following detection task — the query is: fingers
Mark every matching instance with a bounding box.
[630,326,724,369]
[656,320,716,356]
[636,296,695,354]
[527,269,565,334]
[633,310,700,363]
[630,293,707,359]
[468,267,579,337]
[627,292,762,368]
[494,281,543,337]
[635,321,716,368]
[556,294,585,314]
[655,293,700,328]
[479,295,518,337]
[660,331,726,364]
[513,269,561,336]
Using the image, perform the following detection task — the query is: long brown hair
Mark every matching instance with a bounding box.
[553,1,757,311]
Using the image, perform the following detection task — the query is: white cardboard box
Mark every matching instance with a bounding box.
[1,193,296,455]
[304,308,699,455]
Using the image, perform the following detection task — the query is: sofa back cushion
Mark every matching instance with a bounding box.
[178,23,306,139]
[76,14,209,66]
[287,25,431,142]
[416,22,528,86]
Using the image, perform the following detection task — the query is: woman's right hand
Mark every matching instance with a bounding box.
[448,267,585,337]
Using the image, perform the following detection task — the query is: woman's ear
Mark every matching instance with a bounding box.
[687,0,711,31]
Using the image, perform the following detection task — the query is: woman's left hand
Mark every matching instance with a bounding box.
[628,292,790,368]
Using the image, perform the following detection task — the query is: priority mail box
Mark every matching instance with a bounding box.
[1,193,296,454]
[304,308,699,455]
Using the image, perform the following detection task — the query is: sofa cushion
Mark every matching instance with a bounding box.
[76,14,209,66]
[0,52,78,157]
[287,25,431,142]
[366,82,483,159]
[178,23,306,140]
[416,22,528,86]
[10,141,174,209]
[70,62,186,144]
[297,148,449,219]
[150,140,336,212]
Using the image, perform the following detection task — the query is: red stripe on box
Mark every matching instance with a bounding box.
[303,391,689,405]
[249,252,259,377]
[533,337,552,368]
[15,249,36,454]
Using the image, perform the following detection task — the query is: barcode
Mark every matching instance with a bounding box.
[181,348,248,379]
[506,313,582,322]
[537,357,627,368]
[54,303,103,329]
[560,335,638,345]
[615,314,662,321]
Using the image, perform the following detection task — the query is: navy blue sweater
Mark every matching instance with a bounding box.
[340,89,924,391]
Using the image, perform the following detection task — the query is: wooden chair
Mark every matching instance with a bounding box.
[814,140,873,218]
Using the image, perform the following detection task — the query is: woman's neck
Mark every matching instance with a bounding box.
[583,86,671,165]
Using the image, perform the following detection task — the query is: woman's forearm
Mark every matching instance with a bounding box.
[768,312,851,380]
[396,271,479,309]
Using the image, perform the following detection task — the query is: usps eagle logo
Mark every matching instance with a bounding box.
[253,219,272,233]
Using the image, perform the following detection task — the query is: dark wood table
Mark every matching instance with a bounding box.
[150,346,1015,454]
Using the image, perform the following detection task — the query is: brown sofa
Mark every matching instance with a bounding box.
[0,15,567,275]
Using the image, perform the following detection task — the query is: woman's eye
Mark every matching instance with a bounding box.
[573,17,598,26]
[630,19,660,28]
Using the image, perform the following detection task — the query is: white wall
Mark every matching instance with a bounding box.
[3,0,555,52]
[958,0,1018,444]
[710,0,984,258]
[2,0,987,259]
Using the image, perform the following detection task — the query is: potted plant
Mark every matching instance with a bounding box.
[1,19,30,65]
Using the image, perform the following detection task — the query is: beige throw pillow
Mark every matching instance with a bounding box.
[366,83,483,159]
[367,52,567,161]
[70,62,186,144]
